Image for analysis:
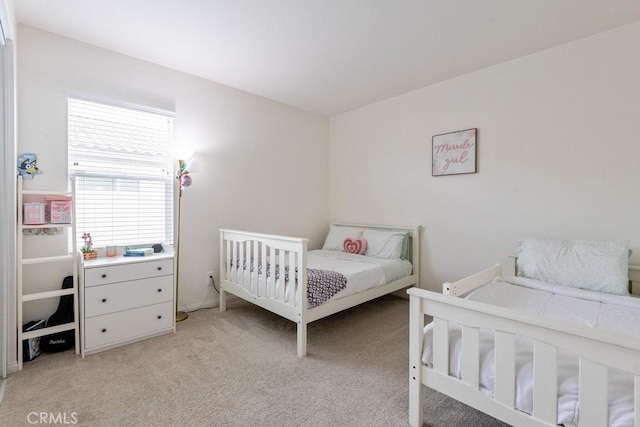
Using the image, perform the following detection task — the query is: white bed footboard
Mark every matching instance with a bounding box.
[408,285,640,427]
[219,229,309,355]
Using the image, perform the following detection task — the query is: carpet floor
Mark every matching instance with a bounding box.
[0,295,506,426]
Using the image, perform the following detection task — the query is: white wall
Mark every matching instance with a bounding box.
[17,25,329,318]
[329,21,640,291]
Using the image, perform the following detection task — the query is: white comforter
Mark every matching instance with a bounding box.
[241,250,413,307]
[306,250,413,301]
[422,276,640,427]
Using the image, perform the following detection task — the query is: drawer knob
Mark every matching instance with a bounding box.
[101,328,107,333]
[157,266,162,271]
[101,298,107,303]
[157,315,162,319]
[157,288,162,293]
[101,274,107,278]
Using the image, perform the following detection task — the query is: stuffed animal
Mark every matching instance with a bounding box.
[17,153,42,179]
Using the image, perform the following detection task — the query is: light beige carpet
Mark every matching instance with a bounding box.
[0,296,506,426]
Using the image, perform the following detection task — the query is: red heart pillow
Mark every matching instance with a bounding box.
[343,237,367,255]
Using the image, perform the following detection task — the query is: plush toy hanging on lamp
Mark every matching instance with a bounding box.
[174,146,194,322]
[177,159,192,194]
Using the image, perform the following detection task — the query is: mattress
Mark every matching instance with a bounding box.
[421,276,640,427]
[234,249,413,308]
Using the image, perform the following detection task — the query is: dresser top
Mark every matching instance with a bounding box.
[81,249,174,268]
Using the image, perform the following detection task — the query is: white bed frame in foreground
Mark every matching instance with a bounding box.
[220,223,420,357]
[408,262,640,427]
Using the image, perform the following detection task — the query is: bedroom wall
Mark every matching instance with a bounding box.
[329,20,640,291]
[16,25,329,321]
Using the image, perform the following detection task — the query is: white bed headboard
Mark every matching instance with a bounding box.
[331,222,421,283]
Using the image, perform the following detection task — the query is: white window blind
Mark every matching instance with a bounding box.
[68,98,174,248]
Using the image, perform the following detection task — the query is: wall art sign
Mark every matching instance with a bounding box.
[432,128,477,176]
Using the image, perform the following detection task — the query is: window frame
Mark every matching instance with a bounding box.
[67,95,176,250]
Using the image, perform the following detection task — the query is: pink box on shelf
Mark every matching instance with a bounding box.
[47,196,72,224]
[23,202,46,225]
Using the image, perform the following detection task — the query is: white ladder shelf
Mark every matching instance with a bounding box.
[16,176,80,370]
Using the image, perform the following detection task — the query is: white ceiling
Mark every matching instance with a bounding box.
[15,1,640,116]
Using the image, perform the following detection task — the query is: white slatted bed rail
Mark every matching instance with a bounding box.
[408,264,640,427]
[220,224,420,357]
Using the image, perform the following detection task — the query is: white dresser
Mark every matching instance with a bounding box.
[79,249,176,357]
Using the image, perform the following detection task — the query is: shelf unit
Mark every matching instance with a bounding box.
[16,176,80,370]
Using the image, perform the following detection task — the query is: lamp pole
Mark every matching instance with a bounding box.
[175,159,188,322]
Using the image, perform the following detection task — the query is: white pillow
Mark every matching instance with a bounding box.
[322,225,364,252]
[516,238,629,296]
[363,228,407,259]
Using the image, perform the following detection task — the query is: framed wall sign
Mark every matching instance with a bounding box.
[432,128,477,176]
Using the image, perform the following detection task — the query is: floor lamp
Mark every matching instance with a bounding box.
[175,158,192,322]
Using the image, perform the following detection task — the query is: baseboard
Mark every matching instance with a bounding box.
[184,297,219,312]
[180,291,267,314]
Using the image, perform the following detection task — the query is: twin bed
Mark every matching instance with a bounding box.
[219,223,420,357]
[409,238,640,427]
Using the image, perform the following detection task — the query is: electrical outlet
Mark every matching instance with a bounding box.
[205,271,216,286]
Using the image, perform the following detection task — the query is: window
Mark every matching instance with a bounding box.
[68,98,174,249]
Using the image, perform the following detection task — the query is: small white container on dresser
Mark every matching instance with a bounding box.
[79,246,176,357]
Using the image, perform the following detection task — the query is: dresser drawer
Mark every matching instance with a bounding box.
[84,275,173,318]
[84,301,173,350]
[84,259,173,287]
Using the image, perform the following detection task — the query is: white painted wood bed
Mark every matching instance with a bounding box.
[219,223,420,357]
[408,260,640,427]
